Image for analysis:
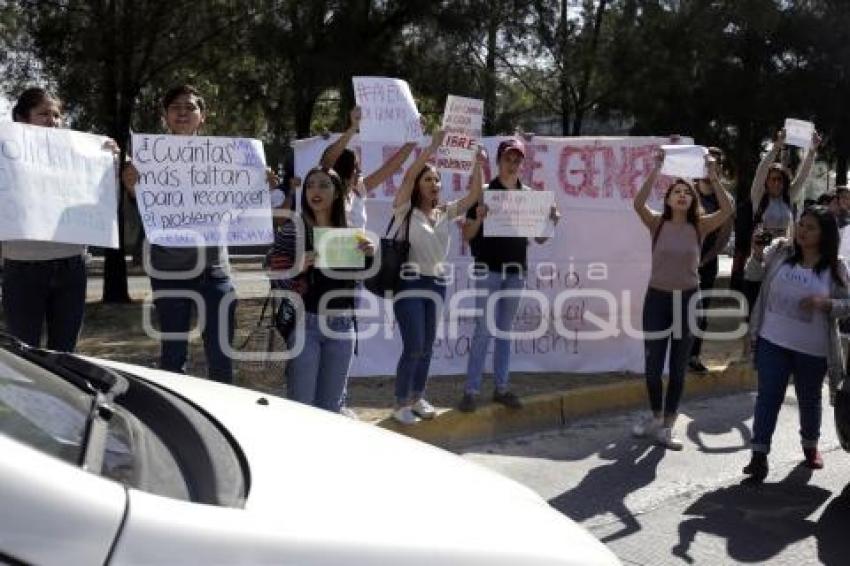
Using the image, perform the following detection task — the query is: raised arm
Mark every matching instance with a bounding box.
[634,149,663,230]
[790,131,821,202]
[454,146,487,213]
[392,129,446,209]
[320,106,361,170]
[364,142,417,192]
[699,155,735,236]
[750,129,784,212]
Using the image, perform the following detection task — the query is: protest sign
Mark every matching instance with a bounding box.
[0,122,119,247]
[437,95,483,174]
[660,145,708,179]
[313,228,366,269]
[784,118,815,150]
[131,133,273,247]
[353,77,423,144]
[483,190,555,237]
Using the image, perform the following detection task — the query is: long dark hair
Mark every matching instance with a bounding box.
[162,84,206,113]
[300,167,347,228]
[411,164,439,210]
[12,87,60,122]
[786,205,845,287]
[332,148,358,194]
[754,163,791,223]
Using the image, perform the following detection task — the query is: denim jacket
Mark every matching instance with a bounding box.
[746,238,850,399]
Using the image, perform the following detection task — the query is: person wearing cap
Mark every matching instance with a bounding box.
[458,137,560,413]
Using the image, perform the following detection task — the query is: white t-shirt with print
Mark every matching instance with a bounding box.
[393,200,463,278]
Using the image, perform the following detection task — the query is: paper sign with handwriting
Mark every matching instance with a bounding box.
[660,145,708,179]
[784,118,814,150]
[0,122,119,247]
[313,228,366,269]
[483,190,555,237]
[353,77,423,144]
[131,133,273,247]
[437,95,483,174]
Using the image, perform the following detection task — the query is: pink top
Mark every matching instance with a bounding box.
[648,220,700,291]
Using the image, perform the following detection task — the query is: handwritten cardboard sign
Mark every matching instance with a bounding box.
[353,77,423,144]
[131,133,273,247]
[313,228,366,269]
[437,95,483,174]
[483,190,555,237]
[0,122,119,247]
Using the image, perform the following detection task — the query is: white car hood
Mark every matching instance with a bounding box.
[99,360,618,565]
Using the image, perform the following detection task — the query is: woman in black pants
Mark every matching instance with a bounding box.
[632,149,733,449]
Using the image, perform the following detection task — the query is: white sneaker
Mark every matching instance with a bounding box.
[411,398,437,420]
[339,406,359,420]
[632,415,662,438]
[656,427,684,450]
[392,406,421,425]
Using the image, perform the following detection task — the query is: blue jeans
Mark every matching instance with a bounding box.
[286,313,355,412]
[464,270,526,395]
[1,256,87,351]
[752,337,827,453]
[393,275,446,403]
[642,287,697,416]
[150,271,236,383]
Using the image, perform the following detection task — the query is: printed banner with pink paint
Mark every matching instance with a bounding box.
[294,135,680,378]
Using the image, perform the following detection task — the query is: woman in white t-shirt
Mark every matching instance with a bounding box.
[390,130,485,425]
[743,205,850,482]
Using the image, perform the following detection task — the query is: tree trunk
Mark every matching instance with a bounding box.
[483,3,499,136]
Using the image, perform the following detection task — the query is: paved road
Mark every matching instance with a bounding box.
[462,388,848,565]
[86,270,271,301]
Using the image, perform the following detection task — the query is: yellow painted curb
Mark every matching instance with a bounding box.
[379,361,756,449]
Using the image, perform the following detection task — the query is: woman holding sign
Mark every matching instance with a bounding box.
[271,167,375,412]
[390,130,485,425]
[320,106,417,229]
[122,85,238,383]
[632,150,733,450]
[2,87,118,351]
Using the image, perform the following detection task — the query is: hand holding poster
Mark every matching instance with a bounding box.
[483,190,555,237]
[437,95,483,174]
[131,133,273,247]
[313,228,366,269]
[353,77,423,144]
[660,145,708,179]
[0,122,119,248]
[784,118,815,150]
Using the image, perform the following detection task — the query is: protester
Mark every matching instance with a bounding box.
[320,106,417,229]
[458,138,561,413]
[832,186,850,228]
[123,85,241,383]
[1,87,118,351]
[742,206,849,481]
[631,150,733,449]
[391,130,485,425]
[270,167,375,412]
[689,147,735,373]
[743,128,821,315]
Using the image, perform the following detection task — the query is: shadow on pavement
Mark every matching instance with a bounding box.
[548,439,665,543]
[816,481,850,565]
[684,392,753,455]
[671,466,829,564]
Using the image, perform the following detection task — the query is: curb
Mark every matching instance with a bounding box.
[378,360,756,450]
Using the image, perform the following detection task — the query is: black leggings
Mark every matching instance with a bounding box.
[642,287,697,416]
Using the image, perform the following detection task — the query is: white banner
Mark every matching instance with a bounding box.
[483,190,554,237]
[0,122,119,248]
[295,135,678,377]
[437,95,483,174]
[131,133,273,247]
[352,77,423,143]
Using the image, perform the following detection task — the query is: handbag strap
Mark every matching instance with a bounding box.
[386,206,414,242]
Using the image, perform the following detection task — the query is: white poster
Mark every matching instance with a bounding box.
[352,77,423,144]
[437,95,484,174]
[0,122,119,248]
[784,118,814,150]
[660,145,708,179]
[483,190,554,237]
[131,133,273,247]
[295,135,678,378]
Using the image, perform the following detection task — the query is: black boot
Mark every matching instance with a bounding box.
[743,451,768,483]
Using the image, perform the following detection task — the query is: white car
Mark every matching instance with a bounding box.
[0,336,619,565]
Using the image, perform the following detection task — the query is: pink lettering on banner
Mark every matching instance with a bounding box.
[557,143,665,201]
[558,145,601,198]
[522,144,547,191]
